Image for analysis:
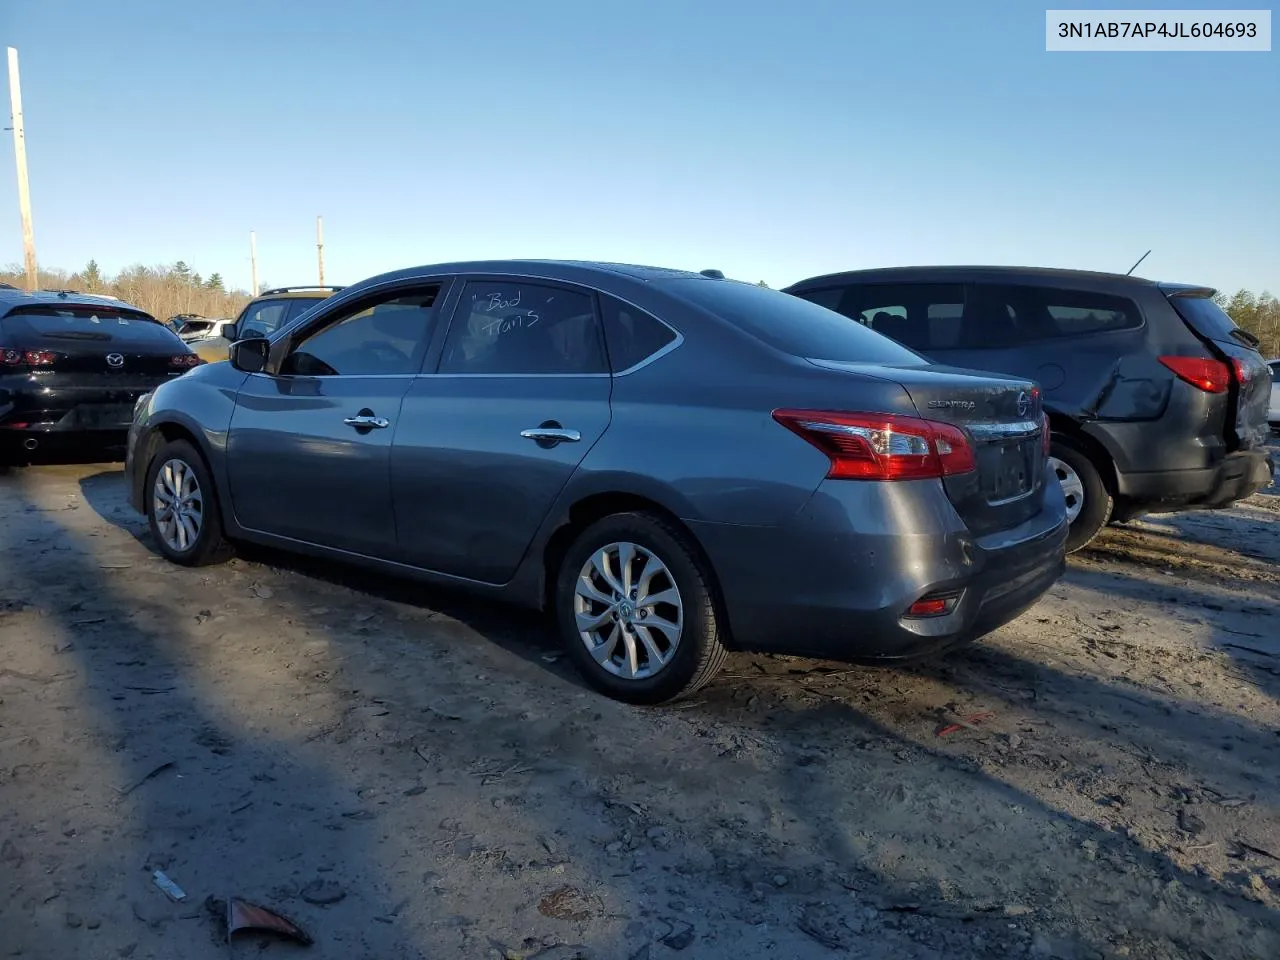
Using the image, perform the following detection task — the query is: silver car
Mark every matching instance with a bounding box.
[126,261,1068,704]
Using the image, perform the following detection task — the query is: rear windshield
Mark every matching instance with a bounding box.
[1167,294,1240,342]
[666,279,925,364]
[4,305,158,335]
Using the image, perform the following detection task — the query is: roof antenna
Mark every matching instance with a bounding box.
[1125,250,1151,276]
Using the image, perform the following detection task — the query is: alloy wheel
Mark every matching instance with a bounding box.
[573,541,684,680]
[153,458,204,552]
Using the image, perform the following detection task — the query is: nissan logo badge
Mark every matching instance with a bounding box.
[106,353,125,368]
[1016,391,1030,417]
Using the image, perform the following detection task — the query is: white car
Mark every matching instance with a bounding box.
[1269,359,1280,430]
[176,317,235,343]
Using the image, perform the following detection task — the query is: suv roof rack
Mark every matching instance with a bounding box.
[258,285,345,296]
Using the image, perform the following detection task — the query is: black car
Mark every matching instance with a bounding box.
[1,289,201,463]
[783,267,1274,551]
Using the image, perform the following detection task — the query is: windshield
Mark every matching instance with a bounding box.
[666,278,926,364]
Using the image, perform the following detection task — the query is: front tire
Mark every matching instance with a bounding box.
[554,512,728,705]
[1048,438,1112,554]
[145,439,233,566]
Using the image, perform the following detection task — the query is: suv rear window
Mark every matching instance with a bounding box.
[667,278,923,364]
[1167,293,1241,344]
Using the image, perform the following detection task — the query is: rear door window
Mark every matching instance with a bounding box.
[437,282,608,375]
[667,278,922,364]
[822,283,966,352]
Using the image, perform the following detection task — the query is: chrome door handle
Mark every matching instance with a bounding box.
[520,427,581,443]
[344,415,390,429]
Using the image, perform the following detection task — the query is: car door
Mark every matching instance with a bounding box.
[391,277,612,583]
[225,282,446,556]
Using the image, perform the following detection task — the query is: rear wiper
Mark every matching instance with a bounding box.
[1230,328,1261,348]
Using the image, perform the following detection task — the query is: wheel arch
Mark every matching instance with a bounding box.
[538,491,733,645]
[1047,413,1117,495]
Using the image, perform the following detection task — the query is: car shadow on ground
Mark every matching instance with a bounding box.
[68,466,1280,958]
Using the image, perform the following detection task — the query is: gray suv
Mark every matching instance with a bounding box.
[785,267,1274,551]
[126,261,1067,704]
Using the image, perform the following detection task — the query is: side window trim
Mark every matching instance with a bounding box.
[262,281,449,379]
[426,276,611,378]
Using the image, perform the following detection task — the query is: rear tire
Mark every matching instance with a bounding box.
[1049,438,1112,554]
[554,511,728,705]
[144,439,234,567]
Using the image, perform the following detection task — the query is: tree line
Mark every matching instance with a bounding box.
[1,261,1276,357]
[1215,289,1280,359]
[0,260,253,322]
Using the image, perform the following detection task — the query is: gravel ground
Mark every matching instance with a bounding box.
[1,452,1277,960]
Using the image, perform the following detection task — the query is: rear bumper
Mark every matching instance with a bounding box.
[688,478,1068,663]
[1115,448,1274,511]
[1,375,166,435]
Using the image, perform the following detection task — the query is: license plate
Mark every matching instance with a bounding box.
[980,440,1035,503]
[70,403,135,429]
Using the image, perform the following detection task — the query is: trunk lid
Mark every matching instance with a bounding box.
[1,306,190,376]
[809,359,1048,535]
[1161,285,1271,451]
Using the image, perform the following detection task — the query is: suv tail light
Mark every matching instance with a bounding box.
[772,410,977,481]
[1159,356,1230,394]
[169,355,203,368]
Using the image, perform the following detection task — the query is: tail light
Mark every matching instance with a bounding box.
[169,355,203,368]
[1,348,56,367]
[772,409,977,481]
[1159,356,1230,393]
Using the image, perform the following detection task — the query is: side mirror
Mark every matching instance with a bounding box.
[222,323,238,342]
[229,337,270,374]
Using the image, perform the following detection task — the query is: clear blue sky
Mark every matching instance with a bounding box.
[3,1,1277,294]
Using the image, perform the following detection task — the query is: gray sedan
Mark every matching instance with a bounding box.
[125,261,1068,703]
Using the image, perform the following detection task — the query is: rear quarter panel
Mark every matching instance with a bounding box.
[567,302,923,525]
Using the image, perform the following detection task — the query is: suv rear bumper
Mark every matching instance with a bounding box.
[1115,449,1274,511]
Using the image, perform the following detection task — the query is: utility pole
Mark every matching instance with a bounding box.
[6,47,37,291]
[316,215,325,287]
[249,230,259,296]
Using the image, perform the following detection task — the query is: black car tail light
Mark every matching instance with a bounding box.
[169,355,203,368]
[1,347,56,367]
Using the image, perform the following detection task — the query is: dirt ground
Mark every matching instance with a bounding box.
[1,451,1278,960]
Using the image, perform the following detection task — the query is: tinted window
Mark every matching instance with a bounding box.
[670,278,922,364]
[792,287,845,311]
[280,288,439,376]
[238,299,291,338]
[833,284,966,352]
[1168,294,1241,343]
[600,295,677,372]
[286,297,327,325]
[438,282,606,375]
[969,286,1142,347]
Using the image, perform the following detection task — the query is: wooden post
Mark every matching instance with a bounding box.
[250,231,259,296]
[6,47,37,291]
[316,215,325,287]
